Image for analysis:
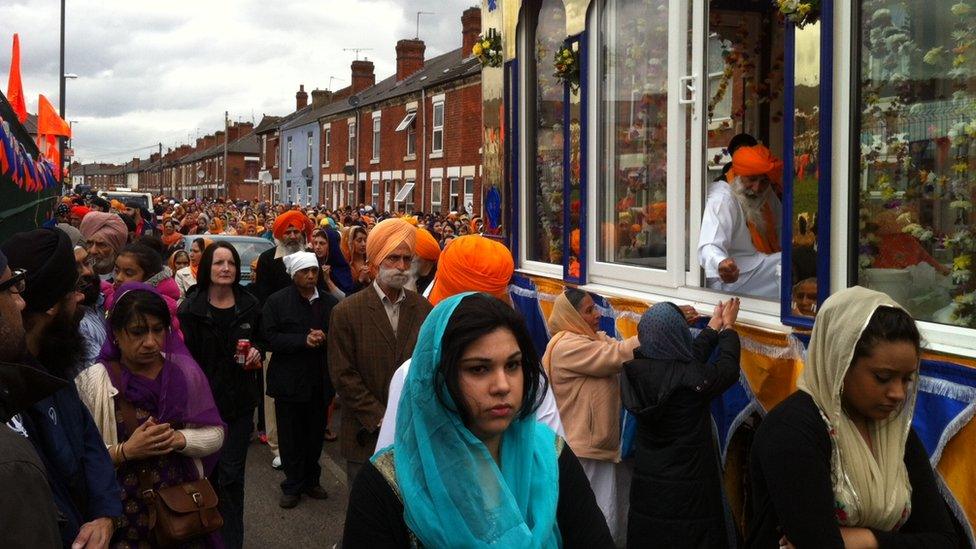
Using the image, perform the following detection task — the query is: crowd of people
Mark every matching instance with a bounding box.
[0,189,960,548]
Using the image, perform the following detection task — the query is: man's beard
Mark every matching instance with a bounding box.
[94,254,116,275]
[377,266,409,291]
[35,303,85,379]
[731,177,769,232]
[0,312,27,363]
[280,238,304,255]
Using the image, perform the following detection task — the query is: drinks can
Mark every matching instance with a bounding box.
[236,339,250,365]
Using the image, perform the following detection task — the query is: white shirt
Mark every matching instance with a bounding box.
[375,359,565,452]
[697,180,781,278]
[373,281,405,333]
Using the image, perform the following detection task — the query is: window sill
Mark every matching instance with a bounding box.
[429,151,444,159]
[403,154,417,162]
[370,159,380,165]
[346,160,354,166]
[321,163,330,169]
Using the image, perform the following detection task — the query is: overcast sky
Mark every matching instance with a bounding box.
[1,0,476,164]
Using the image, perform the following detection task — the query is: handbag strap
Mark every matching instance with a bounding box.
[107,361,157,499]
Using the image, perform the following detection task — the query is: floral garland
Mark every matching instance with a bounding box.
[553,42,580,92]
[775,0,821,29]
[472,28,503,68]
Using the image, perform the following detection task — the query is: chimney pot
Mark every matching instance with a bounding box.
[395,39,426,81]
[296,84,308,110]
[351,60,375,93]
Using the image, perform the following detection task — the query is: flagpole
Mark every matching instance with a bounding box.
[58,0,66,186]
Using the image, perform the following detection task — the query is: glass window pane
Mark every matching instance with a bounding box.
[855,1,976,327]
[598,0,669,269]
[526,0,566,264]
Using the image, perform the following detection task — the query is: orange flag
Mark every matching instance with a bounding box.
[37,94,71,136]
[6,34,27,123]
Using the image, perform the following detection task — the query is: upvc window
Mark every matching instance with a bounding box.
[449,177,459,212]
[323,128,331,166]
[464,176,475,215]
[348,122,356,163]
[372,116,381,161]
[371,180,379,208]
[431,177,442,213]
[432,102,444,153]
[307,131,313,168]
[287,137,293,170]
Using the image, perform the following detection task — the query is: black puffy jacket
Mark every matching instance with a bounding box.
[621,327,741,549]
[177,285,262,421]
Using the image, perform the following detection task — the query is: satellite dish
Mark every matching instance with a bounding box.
[348,95,361,107]
[301,167,314,180]
[196,169,205,179]
[342,165,355,176]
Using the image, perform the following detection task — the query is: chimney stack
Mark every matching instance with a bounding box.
[296,84,308,110]
[203,134,216,150]
[395,39,426,81]
[215,130,226,146]
[462,7,481,58]
[227,122,254,142]
[196,137,205,150]
[351,60,375,93]
[311,88,334,108]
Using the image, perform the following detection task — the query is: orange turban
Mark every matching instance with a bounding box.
[428,235,514,306]
[366,218,417,272]
[415,228,441,262]
[726,144,783,184]
[273,210,314,241]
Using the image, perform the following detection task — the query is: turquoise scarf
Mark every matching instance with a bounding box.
[380,292,562,547]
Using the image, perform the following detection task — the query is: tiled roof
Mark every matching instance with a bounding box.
[254,115,283,134]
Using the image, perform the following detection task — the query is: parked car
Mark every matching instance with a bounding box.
[179,234,273,286]
[98,190,154,211]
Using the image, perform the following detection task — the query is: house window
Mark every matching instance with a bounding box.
[307,131,313,168]
[395,179,416,213]
[348,122,356,163]
[853,1,976,329]
[323,128,331,165]
[396,111,418,158]
[431,177,442,213]
[449,177,460,212]
[432,102,444,153]
[261,135,267,169]
[464,176,475,215]
[372,116,381,161]
[347,180,355,206]
[371,180,379,208]
[287,137,293,170]
[272,141,278,168]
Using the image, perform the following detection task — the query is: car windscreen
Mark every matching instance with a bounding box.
[102,194,149,210]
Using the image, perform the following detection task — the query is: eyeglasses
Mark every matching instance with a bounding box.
[0,269,27,295]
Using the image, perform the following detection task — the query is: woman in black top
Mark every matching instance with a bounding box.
[177,241,262,549]
[747,286,957,548]
[342,293,613,548]
[622,299,741,548]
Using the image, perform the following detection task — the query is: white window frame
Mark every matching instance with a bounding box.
[463,176,475,215]
[261,135,267,169]
[287,136,293,170]
[371,113,381,163]
[347,180,355,206]
[323,126,331,167]
[307,131,313,168]
[273,137,278,168]
[348,121,356,163]
[449,177,459,212]
[430,177,442,213]
[371,180,379,208]
[431,99,445,156]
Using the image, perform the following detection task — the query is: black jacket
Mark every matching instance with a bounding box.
[262,285,338,403]
[253,246,293,305]
[621,327,741,549]
[177,284,262,421]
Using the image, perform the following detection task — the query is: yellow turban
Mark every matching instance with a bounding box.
[366,218,416,272]
[428,235,514,306]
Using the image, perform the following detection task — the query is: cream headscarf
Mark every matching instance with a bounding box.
[547,292,597,340]
[797,286,917,530]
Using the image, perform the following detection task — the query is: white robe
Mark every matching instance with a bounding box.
[697,180,782,299]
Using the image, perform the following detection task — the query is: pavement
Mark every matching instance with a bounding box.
[241,430,350,548]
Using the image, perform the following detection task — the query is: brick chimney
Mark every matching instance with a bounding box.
[203,134,216,150]
[150,152,161,162]
[227,122,254,142]
[215,130,226,146]
[462,7,481,58]
[351,60,375,93]
[196,137,205,150]
[311,88,333,108]
[296,84,308,110]
[396,39,425,81]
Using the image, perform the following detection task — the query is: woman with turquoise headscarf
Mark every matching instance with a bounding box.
[342,292,613,547]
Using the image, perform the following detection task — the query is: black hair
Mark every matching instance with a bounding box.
[564,287,596,311]
[727,133,759,155]
[196,241,241,289]
[191,237,207,253]
[435,293,547,425]
[118,213,136,233]
[109,289,171,334]
[117,243,163,279]
[852,306,921,364]
[136,235,166,258]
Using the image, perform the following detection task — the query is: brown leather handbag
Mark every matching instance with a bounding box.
[112,362,223,546]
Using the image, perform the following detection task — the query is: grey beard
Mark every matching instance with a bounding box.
[730,178,768,232]
[281,241,304,255]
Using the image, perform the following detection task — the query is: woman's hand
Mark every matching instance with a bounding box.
[707,301,725,332]
[244,347,262,369]
[722,297,740,328]
[678,305,700,325]
[124,417,176,460]
[840,527,879,549]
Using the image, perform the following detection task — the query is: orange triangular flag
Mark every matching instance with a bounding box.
[6,34,27,123]
[37,95,71,137]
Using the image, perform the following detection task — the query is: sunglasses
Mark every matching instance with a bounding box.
[0,269,27,294]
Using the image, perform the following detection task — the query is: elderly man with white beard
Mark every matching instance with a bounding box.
[698,144,783,299]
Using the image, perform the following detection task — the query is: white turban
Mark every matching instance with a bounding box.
[283,251,319,276]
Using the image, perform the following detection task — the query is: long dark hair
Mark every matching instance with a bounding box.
[435,293,547,425]
[852,306,921,364]
[196,241,241,289]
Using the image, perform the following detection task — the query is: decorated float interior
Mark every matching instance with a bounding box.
[477,0,976,540]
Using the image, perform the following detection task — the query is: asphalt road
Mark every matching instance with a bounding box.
[241,431,350,548]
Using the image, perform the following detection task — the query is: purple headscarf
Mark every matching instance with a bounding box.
[97,282,225,476]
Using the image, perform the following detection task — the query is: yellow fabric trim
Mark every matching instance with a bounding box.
[937,418,976,530]
[739,349,803,411]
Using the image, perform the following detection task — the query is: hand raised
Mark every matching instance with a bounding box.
[718,258,739,283]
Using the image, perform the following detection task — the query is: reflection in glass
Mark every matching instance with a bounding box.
[855,1,976,327]
[598,0,670,269]
[791,21,821,317]
[567,55,583,279]
[527,0,566,264]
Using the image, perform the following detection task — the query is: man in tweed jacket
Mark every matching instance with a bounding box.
[328,219,433,484]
